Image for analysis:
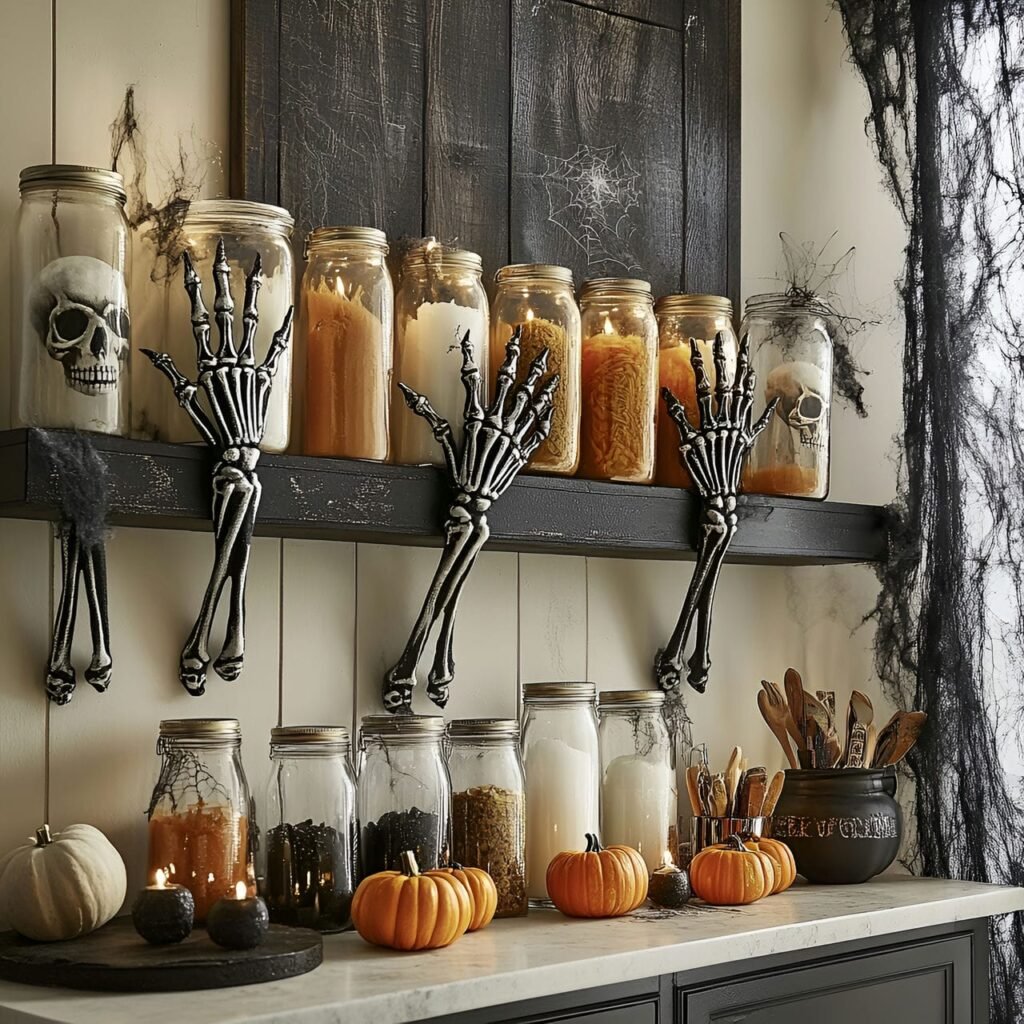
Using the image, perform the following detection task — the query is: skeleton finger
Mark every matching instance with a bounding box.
[80,543,112,693]
[731,332,751,407]
[183,250,214,366]
[690,339,715,428]
[237,253,262,365]
[212,238,238,361]
[505,348,549,428]
[661,386,699,444]
[141,349,218,447]
[488,327,522,422]
[713,333,732,423]
[46,526,82,705]
[397,382,460,479]
[752,395,779,440]
[460,330,484,422]
[259,305,293,381]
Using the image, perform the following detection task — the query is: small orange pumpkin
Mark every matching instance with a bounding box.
[429,864,498,931]
[690,835,775,906]
[546,833,648,918]
[351,851,472,951]
[745,836,796,894]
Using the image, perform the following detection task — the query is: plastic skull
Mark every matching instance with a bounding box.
[29,256,129,396]
[765,361,828,448]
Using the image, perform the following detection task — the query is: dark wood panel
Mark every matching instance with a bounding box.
[0,430,887,564]
[424,0,511,275]
[564,0,684,31]
[510,0,684,295]
[276,0,425,239]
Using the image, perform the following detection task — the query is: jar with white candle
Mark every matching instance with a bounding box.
[521,682,599,906]
[598,690,677,872]
[392,242,489,466]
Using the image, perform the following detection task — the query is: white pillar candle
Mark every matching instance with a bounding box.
[601,754,676,871]
[525,737,600,900]
[393,300,488,466]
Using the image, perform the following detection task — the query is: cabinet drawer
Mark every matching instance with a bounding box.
[678,933,974,1023]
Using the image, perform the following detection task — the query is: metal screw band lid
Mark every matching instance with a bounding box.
[304,225,388,258]
[360,714,447,738]
[495,263,574,286]
[654,294,733,319]
[271,725,351,747]
[579,277,653,300]
[448,718,520,739]
[159,718,241,739]
[19,164,126,203]
[743,291,832,319]
[598,689,667,708]
[184,198,295,232]
[402,239,483,274]
[522,682,596,702]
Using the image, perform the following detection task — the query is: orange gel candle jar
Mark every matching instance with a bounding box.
[146,719,254,923]
[578,278,658,484]
[654,295,738,489]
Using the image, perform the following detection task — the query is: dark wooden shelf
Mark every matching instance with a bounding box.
[0,429,887,564]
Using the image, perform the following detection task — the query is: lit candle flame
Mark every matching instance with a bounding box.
[603,316,614,335]
[154,868,167,889]
[660,849,674,870]
[235,881,247,900]
[335,276,347,298]
[208,872,215,883]
[526,308,535,322]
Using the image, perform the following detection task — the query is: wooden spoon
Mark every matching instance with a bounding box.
[851,689,874,727]
[763,770,786,815]
[784,668,807,749]
[725,746,743,816]
[685,764,702,815]
[711,774,729,816]
[872,712,902,766]
[758,688,799,769]
[763,679,803,749]
[874,711,927,766]
[863,723,878,768]
[802,690,837,767]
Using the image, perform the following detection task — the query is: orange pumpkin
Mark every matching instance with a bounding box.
[429,864,498,931]
[690,835,775,906]
[352,851,472,951]
[745,836,796,894]
[546,833,648,918]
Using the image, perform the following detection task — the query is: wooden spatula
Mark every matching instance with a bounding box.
[725,746,743,816]
[784,668,807,749]
[875,711,927,766]
[739,766,768,816]
[763,770,786,815]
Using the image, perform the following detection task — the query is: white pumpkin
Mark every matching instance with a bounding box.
[0,824,127,941]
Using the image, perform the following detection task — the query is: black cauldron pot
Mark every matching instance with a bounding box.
[769,767,901,884]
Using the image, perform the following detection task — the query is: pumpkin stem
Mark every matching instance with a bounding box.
[35,824,53,847]
[585,833,604,853]
[725,834,748,853]
[400,850,422,877]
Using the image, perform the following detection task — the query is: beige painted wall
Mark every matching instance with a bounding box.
[0,0,904,909]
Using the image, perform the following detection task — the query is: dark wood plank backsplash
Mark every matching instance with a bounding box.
[231,0,739,304]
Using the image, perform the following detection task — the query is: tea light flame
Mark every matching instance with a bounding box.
[660,849,674,870]
[154,868,167,889]
[603,316,614,335]
[235,881,247,900]
[526,308,535,322]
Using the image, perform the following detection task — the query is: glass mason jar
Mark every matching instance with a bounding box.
[136,199,295,452]
[11,165,131,434]
[392,242,489,466]
[521,682,600,905]
[578,278,658,484]
[655,295,738,488]
[448,718,527,918]
[740,293,834,499]
[357,715,450,876]
[490,264,581,476]
[300,227,393,461]
[261,725,357,932]
[598,690,677,872]
[145,718,254,923]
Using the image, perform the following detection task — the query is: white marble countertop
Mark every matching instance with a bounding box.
[0,876,1021,1024]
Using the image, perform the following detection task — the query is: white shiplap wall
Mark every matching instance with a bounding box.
[0,0,903,910]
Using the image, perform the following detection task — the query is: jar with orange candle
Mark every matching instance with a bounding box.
[490,264,581,475]
[578,278,658,484]
[300,227,393,461]
[145,719,254,923]
[655,294,738,488]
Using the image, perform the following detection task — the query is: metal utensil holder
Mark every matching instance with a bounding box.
[690,816,766,855]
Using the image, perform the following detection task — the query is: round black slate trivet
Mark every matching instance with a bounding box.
[0,918,322,992]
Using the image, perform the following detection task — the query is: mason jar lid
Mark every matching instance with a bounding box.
[402,239,483,274]
[495,263,573,286]
[20,164,126,203]
[743,291,832,318]
[598,689,666,709]
[579,277,652,300]
[522,682,596,703]
[271,725,350,749]
[159,718,241,739]
[448,718,520,740]
[305,225,388,258]
[655,294,733,318]
[360,714,447,738]
[184,198,295,233]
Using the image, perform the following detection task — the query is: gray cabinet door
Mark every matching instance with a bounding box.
[678,934,974,1024]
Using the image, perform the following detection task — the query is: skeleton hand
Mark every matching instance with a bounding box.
[383,328,559,713]
[655,332,776,693]
[142,240,292,695]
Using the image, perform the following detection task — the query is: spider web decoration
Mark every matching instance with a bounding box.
[540,145,643,271]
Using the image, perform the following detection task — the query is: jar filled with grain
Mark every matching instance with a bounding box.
[490,264,580,475]
[447,718,527,918]
[578,278,658,484]
[300,227,393,461]
[655,294,738,488]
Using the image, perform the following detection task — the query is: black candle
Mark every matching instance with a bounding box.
[132,869,195,945]
[648,854,692,910]
[206,881,270,950]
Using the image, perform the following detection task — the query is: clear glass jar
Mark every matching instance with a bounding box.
[260,725,357,932]
[490,264,581,476]
[392,242,489,466]
[145,718,254,923]
[357,715,450,876]
[11,165,131,434]
[740,293,833,499]
[598,690,676,871]
[448,718,527,918]
[135,199,295,452]
[655,295,738,489]
[578,278,658,484]
[300,227,393,461]
[521,682,599,905]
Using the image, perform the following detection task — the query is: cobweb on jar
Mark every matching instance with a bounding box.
[540,145,643,272]
[146,748,230,818]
